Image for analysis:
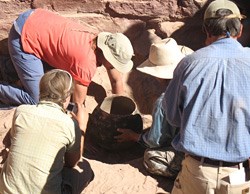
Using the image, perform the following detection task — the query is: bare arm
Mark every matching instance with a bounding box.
[106,67,124,95]
[73,81,88,105]
[64,103,89,167]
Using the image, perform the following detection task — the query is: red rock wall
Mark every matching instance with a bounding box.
[0,0,206,56]
[1,0,250,60]
[1,0,250,115]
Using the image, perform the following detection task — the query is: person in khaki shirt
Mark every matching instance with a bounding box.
[0,69,92,194]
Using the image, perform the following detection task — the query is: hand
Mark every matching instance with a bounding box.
[114,128,140,142]
[70,103,89,132]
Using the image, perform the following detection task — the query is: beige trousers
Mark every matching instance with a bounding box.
[171,155,246,194]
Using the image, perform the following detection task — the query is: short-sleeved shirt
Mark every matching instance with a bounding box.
[0,101,81,193]
[21,8,97,86]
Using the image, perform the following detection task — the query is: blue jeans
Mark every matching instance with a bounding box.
[140,93,178,148]
[0,9,44,105]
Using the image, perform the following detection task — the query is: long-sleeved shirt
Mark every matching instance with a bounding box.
[0,101,81,193]
[163,38,250,162]
[140,93,177,148]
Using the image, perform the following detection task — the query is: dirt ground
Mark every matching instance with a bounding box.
[0,107,174,194]
[0,66,175,193]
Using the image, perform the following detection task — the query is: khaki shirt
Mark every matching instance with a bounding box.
[0,101,81,193]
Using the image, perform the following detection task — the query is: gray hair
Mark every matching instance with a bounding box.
[203,8,242,37]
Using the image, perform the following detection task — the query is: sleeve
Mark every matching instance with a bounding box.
[66,119,81,153]
[66,36,97,87]
[141,94,178,148]
[70,61,95,87]
[10,109,19,140]
[162,60,187,128]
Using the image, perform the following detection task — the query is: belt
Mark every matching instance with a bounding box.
[189,155,241,167]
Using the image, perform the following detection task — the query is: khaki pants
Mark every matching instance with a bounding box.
[171,155,249,194]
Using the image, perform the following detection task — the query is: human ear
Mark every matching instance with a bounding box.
[236,24,243,39]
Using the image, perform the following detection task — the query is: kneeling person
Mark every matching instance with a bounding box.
[115,38,193,178]
[0,69,91,193]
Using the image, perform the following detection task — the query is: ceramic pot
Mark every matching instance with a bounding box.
[86,95,143,151]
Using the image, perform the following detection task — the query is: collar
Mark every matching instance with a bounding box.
[38,101,65,112]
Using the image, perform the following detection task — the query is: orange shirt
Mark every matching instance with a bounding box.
[21,8,97,86]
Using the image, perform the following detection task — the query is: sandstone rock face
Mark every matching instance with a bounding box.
[0,0,205,56]
[1,0,250,54]
[1,0,250,118]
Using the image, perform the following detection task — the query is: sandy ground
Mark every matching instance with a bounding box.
[0,107,174,194]
[0,66,175,193]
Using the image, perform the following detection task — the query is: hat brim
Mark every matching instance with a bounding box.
[136,59,176,79]
[97,32,133,73]
[203,0,246,20]
[137,45,193,79]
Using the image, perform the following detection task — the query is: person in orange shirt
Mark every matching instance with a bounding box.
[0,8,134,106]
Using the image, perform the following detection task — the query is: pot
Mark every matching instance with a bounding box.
[86,95,143,151]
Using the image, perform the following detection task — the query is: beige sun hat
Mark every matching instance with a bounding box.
[136,38,193,79]
[97,32,134,73]
[204,0,246,20]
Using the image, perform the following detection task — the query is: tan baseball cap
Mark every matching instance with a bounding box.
[97,32,134,73]
[204,0,246,20]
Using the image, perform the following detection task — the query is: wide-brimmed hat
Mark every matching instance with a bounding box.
[136,38,193,79]
[97,32,134,73]
[204,0,246,20]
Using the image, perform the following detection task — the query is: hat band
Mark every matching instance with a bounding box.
[105,35,131,64]
[206,13,246,20]
[224,13,244,19]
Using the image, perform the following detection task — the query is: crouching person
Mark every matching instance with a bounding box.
[115,38,193,178]
[0,69,92,193]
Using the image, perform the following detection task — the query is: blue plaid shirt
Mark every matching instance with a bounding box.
[163,38,250,162]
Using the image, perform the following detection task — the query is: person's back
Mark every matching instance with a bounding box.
[164,1,250,193]
[21,8,97,81]
[0,8,134,106]
[169,36,250,162]
[0,69,88,194]
[0,102,77,193]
